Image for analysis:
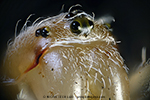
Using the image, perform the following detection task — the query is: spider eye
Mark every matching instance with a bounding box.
[70,21,81,35]
[41,27,50,37]
[35,26,51,38]
[35,29,41,37]
[65,13,74,18]
[70,17,94,37]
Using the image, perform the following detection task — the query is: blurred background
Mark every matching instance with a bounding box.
[0,0,150,99]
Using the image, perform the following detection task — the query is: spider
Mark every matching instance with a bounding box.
[1,4,150,100]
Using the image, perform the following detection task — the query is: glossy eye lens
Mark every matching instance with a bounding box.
[65,13,74,18]
[70,21,81,35]
[41,27,49,37]
[35,29,41,37]
[71,21,80,30]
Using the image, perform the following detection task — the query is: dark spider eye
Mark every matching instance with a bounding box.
[71,21,80,30]
[35,29,41,37]
[65,13,74,18]
[35,26,51,38]
[70,21,81,35]
[41,27,49,38]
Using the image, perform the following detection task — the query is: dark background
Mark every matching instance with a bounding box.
[0,0,150,99]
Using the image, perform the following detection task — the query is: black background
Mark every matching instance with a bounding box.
[0,0,150,99]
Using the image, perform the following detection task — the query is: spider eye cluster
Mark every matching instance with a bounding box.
[35,26,51,38]
[65,5,94,37]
